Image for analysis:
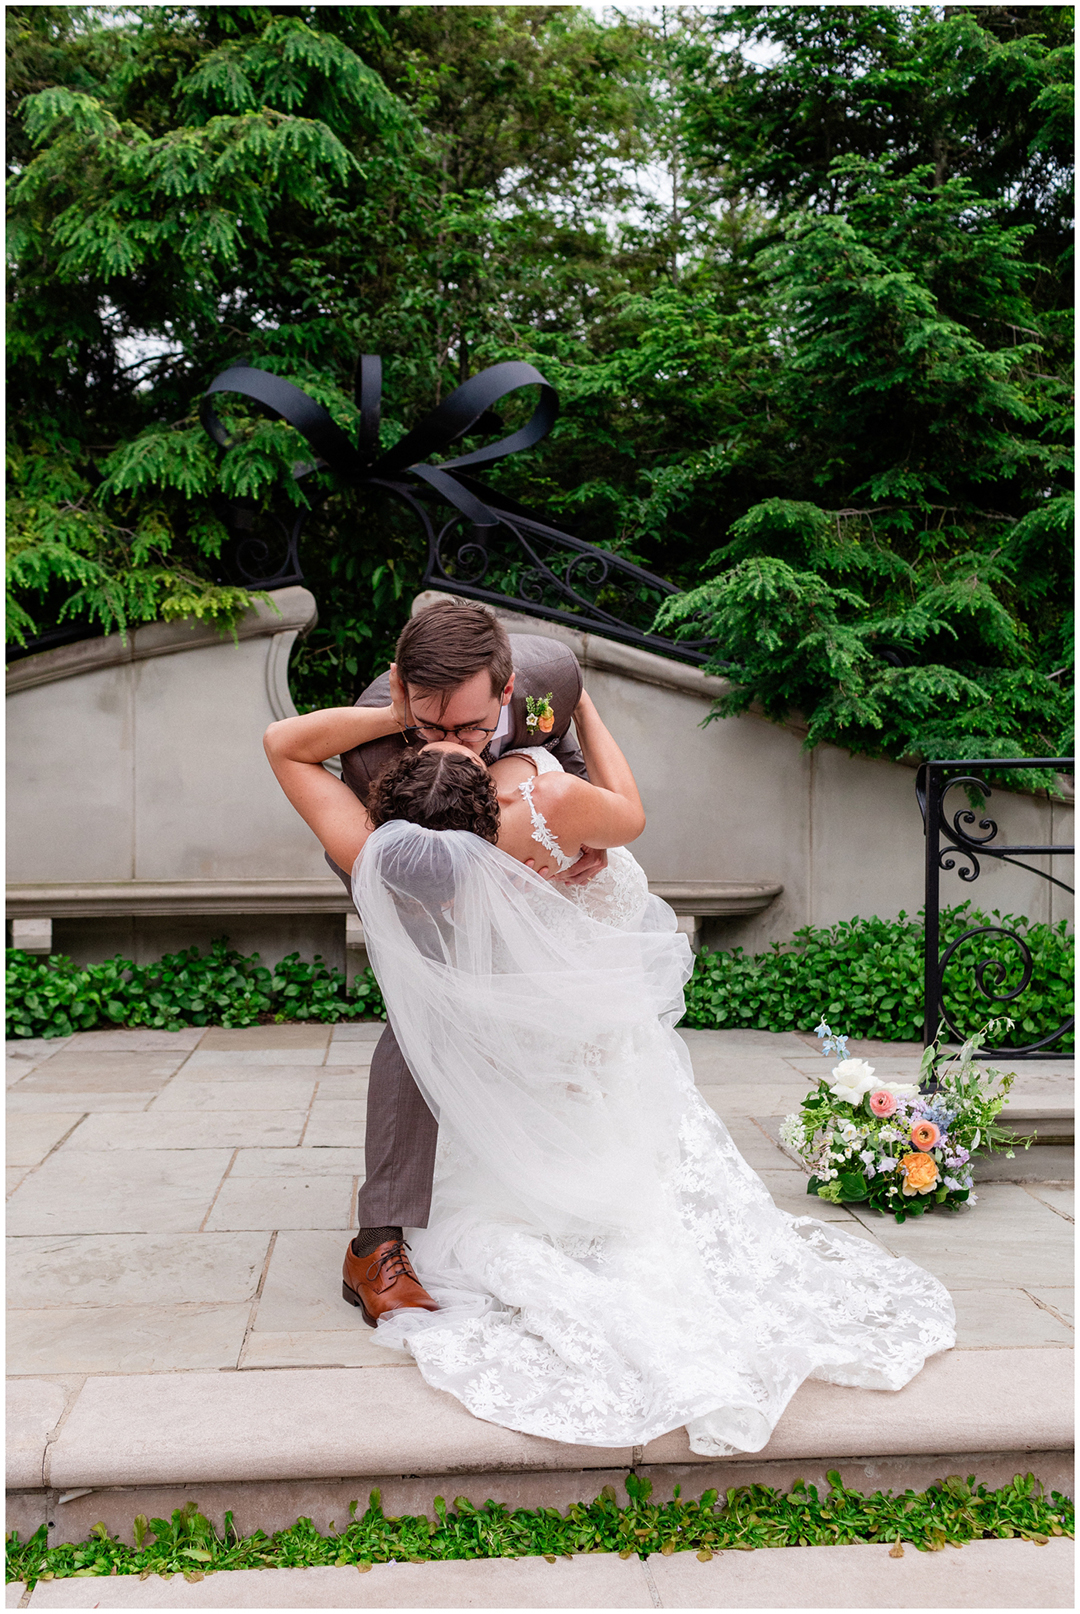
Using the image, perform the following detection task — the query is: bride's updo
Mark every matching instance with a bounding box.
[368,748,500,844]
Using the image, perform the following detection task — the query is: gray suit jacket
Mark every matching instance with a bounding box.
[327,632,587,889]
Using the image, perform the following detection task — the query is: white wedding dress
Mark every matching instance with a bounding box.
[353,751,955,1457]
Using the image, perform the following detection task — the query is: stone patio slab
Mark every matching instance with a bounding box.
[309,1071,370,1096]
[240,1329,413,1369]
[713,1116,804,1173]
[13,1540,1076,1610]
[6,1378,66,1489]
[647,1536,1075,1610]
[6,1036,72,1064]
[697,1083,812,1118]
[1026,1288,1074,1327]
[9,1063,178,1094]
[330,1022,385,1042]
[7,1232,269,1308]
[7,1167,29,1197]
[849,1185,1073,1289]
[640,1346,1072,1466]
[68,1112,308,1151]
[199,1025,330,1050]
[33,1345,1071,1495]
[6,1113,85,1167]
[205,1174,353,1233]
[949,1286,1074,1349]
[302,1100,367,1148]
[680,1028,812,1055]
[150,1079,317,1111]
[20,1553,655,1609]
[168,1061,334,1083]
[324,1043,377,1065]
[5,1092,158,1114]
[182,1049,328,1069]
[45,1366,636,1488]
[66,1028,206,1051]
[6,1149,233,1236]
[1025,1184,1074,1219]
[7,1300,251,1375]
[230,1147,365,1179]
[254,1230,367,1332]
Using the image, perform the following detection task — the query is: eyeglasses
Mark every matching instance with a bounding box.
[405,721,502,743]
[402,694,503,744]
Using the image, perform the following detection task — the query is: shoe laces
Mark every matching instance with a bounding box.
[365,1239,417,1288]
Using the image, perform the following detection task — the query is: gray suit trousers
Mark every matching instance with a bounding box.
[356,1020,438,1229]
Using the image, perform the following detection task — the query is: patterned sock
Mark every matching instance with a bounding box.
[351,1225,403,1259]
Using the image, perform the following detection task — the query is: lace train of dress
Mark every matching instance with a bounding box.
[354,818,955,1457]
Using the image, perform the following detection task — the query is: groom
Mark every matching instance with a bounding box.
[328,598,602,1323]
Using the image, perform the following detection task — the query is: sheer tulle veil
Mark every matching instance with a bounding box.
[353,819,696,1237]
[352,819,955,1456]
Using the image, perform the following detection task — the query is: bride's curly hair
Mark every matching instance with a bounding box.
[368,748,500,843]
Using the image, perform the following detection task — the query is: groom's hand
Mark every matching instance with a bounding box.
[387,664,408,730]
[555,845,607,886]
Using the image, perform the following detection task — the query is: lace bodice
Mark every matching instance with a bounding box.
[501,747,650,929]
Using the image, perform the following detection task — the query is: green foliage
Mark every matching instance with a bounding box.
[681,905,1074,1053]
[9,906,1069,1053]
[7,5,1073,761]
[7,1474,1072,1584]
[5,942,385,1040]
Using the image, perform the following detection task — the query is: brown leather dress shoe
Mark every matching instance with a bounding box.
[341,1237,440,1328]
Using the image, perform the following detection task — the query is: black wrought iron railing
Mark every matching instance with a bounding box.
[916,758,1075,1058]
[197,356,716,666]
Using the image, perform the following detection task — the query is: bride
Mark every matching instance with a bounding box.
[265,685,955,1456]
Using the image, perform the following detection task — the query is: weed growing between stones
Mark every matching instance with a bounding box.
[6,1473,1073,1585]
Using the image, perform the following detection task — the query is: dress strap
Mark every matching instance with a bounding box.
[517,778,575,871]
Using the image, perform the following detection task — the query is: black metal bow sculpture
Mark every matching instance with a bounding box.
[200,356,714,666]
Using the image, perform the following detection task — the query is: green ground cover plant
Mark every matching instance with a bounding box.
[682,903,1074,1052]
[6,1474,1072,1586]
[6,903,1072,1048]
[4,940,385,1040]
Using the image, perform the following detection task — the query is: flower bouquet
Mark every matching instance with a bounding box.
[779,1017,1032,1223]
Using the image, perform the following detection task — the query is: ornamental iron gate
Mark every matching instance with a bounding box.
[198,356,717,667]
[916,758,1075,1058]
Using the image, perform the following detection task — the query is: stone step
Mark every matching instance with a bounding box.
[6,1537,1075,1609]
[7,1347,1072,1550]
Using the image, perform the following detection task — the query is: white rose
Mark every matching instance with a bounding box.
[878,1080,919,1099]
[828,1057,877,1105]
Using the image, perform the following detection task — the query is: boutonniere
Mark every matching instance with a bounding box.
[525,692,555,735]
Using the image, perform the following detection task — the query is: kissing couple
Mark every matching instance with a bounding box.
[266,599,955,1456]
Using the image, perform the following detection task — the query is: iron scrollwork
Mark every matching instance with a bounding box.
[197,355,717,666]
[916,759,1075,1058]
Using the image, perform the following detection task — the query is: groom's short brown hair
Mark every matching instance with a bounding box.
[395,600,512,699]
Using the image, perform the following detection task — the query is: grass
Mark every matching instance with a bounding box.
[7,1473,1073,1585]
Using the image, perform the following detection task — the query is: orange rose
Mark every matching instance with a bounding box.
[538,711,554,733]
[899,1151,939,1196]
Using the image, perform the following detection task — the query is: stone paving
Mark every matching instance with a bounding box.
[6,1023,1074,1380]
[5,1537,1075,1609]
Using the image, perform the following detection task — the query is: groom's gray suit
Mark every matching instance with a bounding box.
[330,631,588,1229]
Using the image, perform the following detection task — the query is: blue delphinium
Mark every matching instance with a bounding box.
[814,1017,849,1061]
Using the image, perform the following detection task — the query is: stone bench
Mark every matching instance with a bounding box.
[7,878,783,968]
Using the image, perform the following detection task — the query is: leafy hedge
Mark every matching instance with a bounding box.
[6,1473,1072,1587]
[5,941,385,1040]
[682,904,1074,1051]
[6,904,1072,1049]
